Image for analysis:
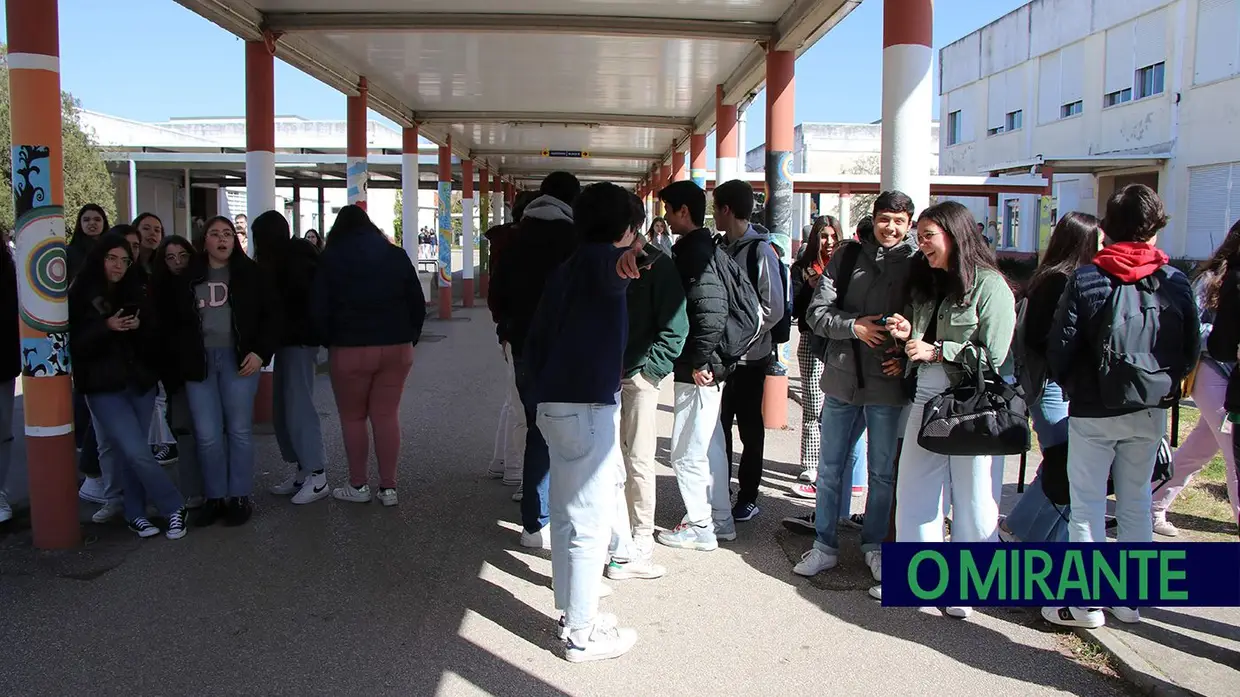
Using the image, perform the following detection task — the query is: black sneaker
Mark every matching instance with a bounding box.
[223,496,253,527]
[192,498,225,527]
[128,517,160,538]
[166,508,187,540]
[152,443,179,466]
[732,501,761,522]
[782,512,815,535]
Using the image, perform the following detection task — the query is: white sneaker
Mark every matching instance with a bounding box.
[558,612,617,640]
[1107,606,1141,624]
[798,467,817,483]
[793,548,838,577]
[1042,606,1105,629]
[606,555,667,580]
[0,491,11,523]
[486,459,505,479]
[376,488,398,507]
[521,525,551,550]
[1152,516,1179,537]
[78,477,107,504]
[269,472,303,496]
[868,584,882,601]
[331,484,372,503]
[865,550,882,583]
[564,615,638,663]
[291,473,329,505]
[91,501,123,524]
[944,606,973,619]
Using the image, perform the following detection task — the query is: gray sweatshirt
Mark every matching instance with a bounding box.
[725,224,786,363]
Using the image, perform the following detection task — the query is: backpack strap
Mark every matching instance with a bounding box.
[831,240,866,387]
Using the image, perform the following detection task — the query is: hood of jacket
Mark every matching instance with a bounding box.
[864,231,918,264]
[251,210,291,254]
[1094,241,1169,282]
[522,195,574,224]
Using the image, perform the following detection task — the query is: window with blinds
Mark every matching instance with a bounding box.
[1194,0,1240,85]
[988,66,1026,136]
[1187,163,1240,258]
[1039,42,1086,124]
[1104,8,1168,107]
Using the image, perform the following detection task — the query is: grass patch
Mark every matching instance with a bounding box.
[1057,632,1121,677]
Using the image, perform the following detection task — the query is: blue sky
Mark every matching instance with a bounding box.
[2,0,1029,151]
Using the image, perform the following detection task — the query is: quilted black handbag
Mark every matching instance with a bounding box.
[917,350,1031,456]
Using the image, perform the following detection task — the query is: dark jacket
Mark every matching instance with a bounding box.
[155,251,282,388]
[1207,255,1240,414]
[1047,243,1199,418]
[484,221,520,331]
[68,275,160,395]
[489,195,577,355]
[252,211,320,347]
[0,248,21,382]
[65,232,97,283]
[524,244,630,405]
[311,225,425,348]
[623,246,689,383]
[671,227,730,384]
[1022,272,1070,362]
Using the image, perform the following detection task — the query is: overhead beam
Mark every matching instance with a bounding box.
[263,12,775,41]
[469,148,660,161]
[505,168,644,180]
[418,111,694,130]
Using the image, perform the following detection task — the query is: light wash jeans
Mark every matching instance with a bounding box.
[1068,409,1166,543]
[896,364,999,543]
[185,347,261,499]
[1153,361,1239,524]
[1005,381,1071,542]
[670,381,732,527]
[814,397,902,554]
[537,401,622,632]
[273,346,326,476]
[87,387,184,521]
[90,407,124,505]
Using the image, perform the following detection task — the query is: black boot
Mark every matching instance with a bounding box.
[192,498,225,527]
[223,496,253,527]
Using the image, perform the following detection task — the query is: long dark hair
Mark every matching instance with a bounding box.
[907,201,999,305]
[151,234,195,287]
[799,214,841,267]
[1027,212,1101,296]
[647,217,668,240]
[1197,219,1240,311]
[326,204,380,247]
[131,212,162,230]
[69,232,137,301]
[72,204,110,240]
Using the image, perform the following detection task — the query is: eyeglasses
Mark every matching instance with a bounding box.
[207,230,235,240]
[104,254,132,266]
[165,252,190,263]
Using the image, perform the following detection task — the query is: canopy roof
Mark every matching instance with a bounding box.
[173,0,861,185]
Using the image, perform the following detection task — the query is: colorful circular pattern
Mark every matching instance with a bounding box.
[27,237,68,302]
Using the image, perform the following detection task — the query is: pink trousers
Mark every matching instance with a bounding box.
[328,344,414,489]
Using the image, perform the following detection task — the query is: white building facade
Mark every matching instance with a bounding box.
[938,0,1240,259]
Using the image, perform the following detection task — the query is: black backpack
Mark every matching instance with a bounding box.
[712,243,763,366]
[1012,296,1049,404]
[1092,266,1186,409]
[740,239,793,345]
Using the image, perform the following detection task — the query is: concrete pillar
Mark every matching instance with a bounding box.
[763,47,795,431]
[436,140,453,320]
[737,103,748,173]
[839,185,853,239]
[291,186,301,237]
[245,39,276,227]
[127,160,138,222]
[659,163,671,215]
[6,0,79,549]
[987,192,1000,250]
[183,168,192,236]
[492,173,503,228]
[347,78,369,210]
[716,85,739,185]
[461,159,475,308]
[401,125,419,262]
[690,134,707,190]
[672,149,687,182]
[880,0,933,214]
[479,165,490,299]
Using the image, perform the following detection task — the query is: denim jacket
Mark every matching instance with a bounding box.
[906,267,1017,385]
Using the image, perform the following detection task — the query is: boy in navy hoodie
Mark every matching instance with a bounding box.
[523,182,644,663]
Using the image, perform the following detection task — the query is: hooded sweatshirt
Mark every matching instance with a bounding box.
[252,210,321,347]
[725,223,785,362]
[1047,241,1199,418]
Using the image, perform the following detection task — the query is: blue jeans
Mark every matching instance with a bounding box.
[814,397,903,554]
[273,346,326,475]
[185,347,261,499]
[1005,382,1070,542]
[87,387,183,521]
[537,401,622,631]
[516,357,550,534]
[839,432,868,519]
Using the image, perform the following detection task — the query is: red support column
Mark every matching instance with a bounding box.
[479,165,491,299]
[672,150,687,182]
[437,140,452,319]
[716,84,739,185]
[245,38,277,426]
[690,134,707,190]
[658,163,671,215]
[6,0,79,548]
[346,78,369,210]
[763,47,796,430]
[461,159,476,308]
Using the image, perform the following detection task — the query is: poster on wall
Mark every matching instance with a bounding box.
[1037,196,1058,257]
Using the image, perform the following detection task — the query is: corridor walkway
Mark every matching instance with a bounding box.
[0,307,1131,696]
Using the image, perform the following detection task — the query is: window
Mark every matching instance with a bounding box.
[1135,62,1165,99]
[1193,0,1240,85]
[1187,163,1240,258]
[1039,42,1086,124]
[1061,100,1083,118]
[988,126,1005,136]
[988,66,1026,136]
[1104,88,1132,107]
[947,110,962,146]
[1002,199,1020,248]
[1005,110,1023,131]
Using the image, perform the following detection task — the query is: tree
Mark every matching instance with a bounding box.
[0,46,117,238]
[393,191,403,246]
[842,155,939,227]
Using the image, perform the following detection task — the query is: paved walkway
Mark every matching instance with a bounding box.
[0,308,1232,695]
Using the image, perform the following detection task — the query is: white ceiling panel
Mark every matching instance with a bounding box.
[248,0,785,22]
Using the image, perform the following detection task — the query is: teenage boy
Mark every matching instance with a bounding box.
[523,182,643,663]
[1043,183,1199,629]
[712,180,786,522]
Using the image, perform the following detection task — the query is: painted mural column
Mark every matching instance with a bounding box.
[245,37,276,234]
[492,173,503,229]
[479,166,490,299]
[880,0,933,214]
[6,0,79,548]
[461,159,476,308]
[400,125,418,262]
[763,45,795,430]
[346,78,369,210]
[715,85,738,185]
[436,140,453,320]
[672,150,687,182]
[690,134,708,190]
